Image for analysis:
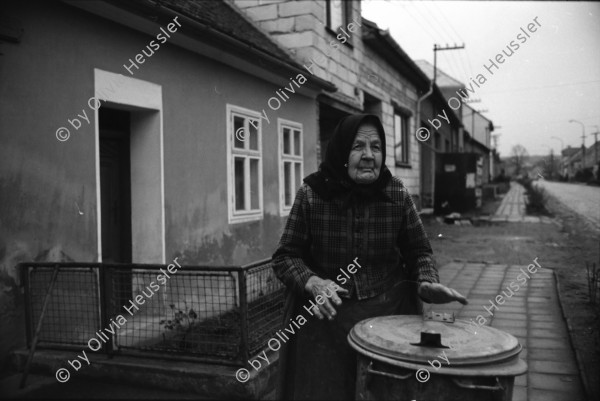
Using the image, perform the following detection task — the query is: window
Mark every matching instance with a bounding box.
[327,0,353,42]
[227,105,263,224]
[327,0,345,31]
[393,112,410,165]
[279,119,303,215]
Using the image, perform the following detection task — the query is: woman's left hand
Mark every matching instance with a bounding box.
[418,282,468,305]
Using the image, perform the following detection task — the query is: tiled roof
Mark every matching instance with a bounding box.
[155,0,296,65]
[361,17,430,92]
[107,0,334,90]
[415,60,464,89]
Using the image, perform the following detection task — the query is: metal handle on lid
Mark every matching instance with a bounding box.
[452,377,504,391]
[423,310,455,323]
[366,362,412,381]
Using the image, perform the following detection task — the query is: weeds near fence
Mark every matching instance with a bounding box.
[160,303,198,348]
[518,177,552,216]
[587,243,600,308]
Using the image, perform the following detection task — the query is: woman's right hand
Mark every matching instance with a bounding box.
[304,276,349,320]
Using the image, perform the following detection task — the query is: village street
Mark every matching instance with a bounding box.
[425,182,598,401]
[1,1,599,400]
[535,180,600,232]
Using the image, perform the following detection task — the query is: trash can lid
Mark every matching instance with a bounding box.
[348,315,523,368]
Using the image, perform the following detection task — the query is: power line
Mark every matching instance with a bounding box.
[479,80,600,95]
[501,115,600,127]
[424,1,472,82]
[411,2,448,43]
[400,3,437,43]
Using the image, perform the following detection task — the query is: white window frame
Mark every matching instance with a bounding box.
[278,119,304,216]
[226,104,263,224]
[394,111,411,165]
[327,0,348,32]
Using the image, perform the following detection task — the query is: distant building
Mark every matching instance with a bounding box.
[562,146,583,180]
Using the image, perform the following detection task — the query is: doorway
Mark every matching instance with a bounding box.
[100,108,132,263]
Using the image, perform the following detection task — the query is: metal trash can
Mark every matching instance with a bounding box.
[348,313,527,401]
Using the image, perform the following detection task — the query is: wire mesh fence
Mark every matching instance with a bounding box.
[26,266,100,348]
[20,259,285,366]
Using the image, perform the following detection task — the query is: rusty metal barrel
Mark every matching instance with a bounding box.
[348,313,527,401]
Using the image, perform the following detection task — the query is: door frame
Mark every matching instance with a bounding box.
[94,69,165,263]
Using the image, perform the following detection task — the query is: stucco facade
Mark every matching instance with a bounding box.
[0,0,330,370]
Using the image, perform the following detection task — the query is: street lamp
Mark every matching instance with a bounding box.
[550,136,564,153]
[569,119,586,168]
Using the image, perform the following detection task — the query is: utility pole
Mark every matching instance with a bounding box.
[589,125,599,167]
[433,43,465,83]
[569,119,586,168]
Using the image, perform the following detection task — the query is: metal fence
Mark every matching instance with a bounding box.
[19,259,285,366]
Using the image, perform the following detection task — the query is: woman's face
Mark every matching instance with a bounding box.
[347,123,383,184]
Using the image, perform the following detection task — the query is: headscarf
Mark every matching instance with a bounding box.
[304,114,393,208]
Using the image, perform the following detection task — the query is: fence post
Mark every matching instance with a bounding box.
[99,265,114,357]
[20,264,60,388]
[238,269,249,365]
[20,264,33,349]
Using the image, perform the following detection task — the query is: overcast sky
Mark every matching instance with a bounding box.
[362,0,600,158]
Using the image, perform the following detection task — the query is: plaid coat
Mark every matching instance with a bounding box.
[272,176,439,300]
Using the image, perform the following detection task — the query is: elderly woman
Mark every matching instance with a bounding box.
[272,114,467,400]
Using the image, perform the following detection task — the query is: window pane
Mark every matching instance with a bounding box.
[329,0,343,30]
[249,119,258,151]
[234,116,245,149]
[402,117,409,162]
[394,114,403,162]
[283,128,291,155]
[250,159,259,210]
[294,163,302,192]
[293,130,301,156]
[234,157,245,211]
[284,162,292,206]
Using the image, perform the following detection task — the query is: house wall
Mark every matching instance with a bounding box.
[234,0,361,107]
[359,46,421,196]
[0,0,319,366]
[463,107,492,149]
[233,0,424,197]
[1,0,318,269]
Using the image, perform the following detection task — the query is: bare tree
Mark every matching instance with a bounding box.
[511,144,529,176]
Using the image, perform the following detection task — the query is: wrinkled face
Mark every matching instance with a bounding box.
[347,123,382,184]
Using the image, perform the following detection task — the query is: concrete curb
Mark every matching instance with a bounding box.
[8,349,277,400]
[553,270,592,401]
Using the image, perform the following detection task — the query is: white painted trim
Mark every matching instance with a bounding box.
[159,111,166,263]
[94,68,165,263]
[65,1,322,99]
[94,95,102,262]
[277,118,304,217]
[226,104,264,224]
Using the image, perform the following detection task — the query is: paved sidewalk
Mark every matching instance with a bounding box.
[492,182,553,224]
[433,262,586,401]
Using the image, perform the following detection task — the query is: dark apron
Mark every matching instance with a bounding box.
[276,279,423,400]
